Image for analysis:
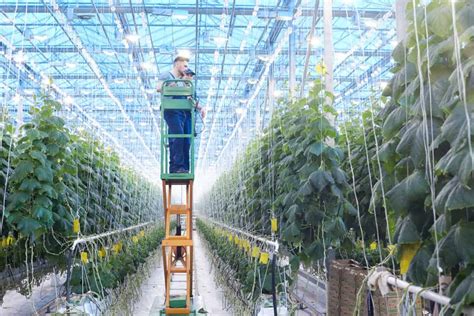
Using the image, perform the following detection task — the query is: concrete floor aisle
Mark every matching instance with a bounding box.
[132,230,230,315]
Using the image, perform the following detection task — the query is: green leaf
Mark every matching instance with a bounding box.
[457,4,474,33]
[426,6,452,38]
[46,144,60,156]
[437,228,460,270]
[426,38,453,66]
[434,177,474,213]
[11,160,34,182]
[331,167,347,185]
[391,41,406,64]
[35,165,54,182]
[378,139,398,164]
[309,169,334,192]
[282,222,301,243]
[32,205,52,222]
[440,104,474,148]
[305,240,324,261]
[19,178,41,192]
[344,199,358,216]
[304,208,324,224]
[35,196,52,208]
[330,184,343,199]
[454,222,474,264]
[394,217,421,244]
[386,171,429,214]
[7,191,30,208]
[17,217,43,235]
[449,271,474,305]
[391,63,417,99]
[383,106,407,139]
[30,150,47,166]
[436,145,474,184]
[325,217,346,238]
[407,244,432,285]
[396,119,441,168]
[25,128,42,141]
[308,142,324,156]
[297,181,313,196]
[39,184,58,199]
[285,204,300,222]
[283,193,295,207]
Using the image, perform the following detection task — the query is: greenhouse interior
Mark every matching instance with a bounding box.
[0,0,473,315]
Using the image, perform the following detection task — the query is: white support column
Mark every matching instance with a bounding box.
[323,0,334,95]
[288,24,296,97]
[16,93,23,126]
[395,0,409,43]
[323,0,335,139]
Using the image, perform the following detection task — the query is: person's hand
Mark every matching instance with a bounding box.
[199,107,207,119]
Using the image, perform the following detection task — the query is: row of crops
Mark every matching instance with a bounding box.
[202,0,473,312]
[197,218,295,314]
[0,96,163,302]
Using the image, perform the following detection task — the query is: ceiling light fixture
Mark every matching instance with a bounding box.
[257,55,270,62]
[33,34,48,42]
[125,34,140,43]
[63,95,74,105]
[12,93,22,104]
[309,36,321,47]
[247,78,258,85]
[103,50,116,56]
[176,49,192,59]
[236,107,246,115]
[213,36,227,47]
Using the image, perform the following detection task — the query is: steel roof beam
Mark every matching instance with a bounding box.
[0,74,388,82]
[4,46,391,57]
[0,23,394,32]
[0,5,391,18]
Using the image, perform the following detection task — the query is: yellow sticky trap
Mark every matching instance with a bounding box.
[370,241,377,251]
[98,248,106,258]
[315,62,327,75]
[113,242,123,254]
[139,230,145,238]
[132,236,139,243]
[259,252,270,264]
[6,235,14,246]
[81,251,88,264]
[246,241,251,252]
[400,242,421,274]
[252,246,260,258]
[73,218,80,233]
[228,234,233,242]
[271,218,278,232]
[234,236,240,246]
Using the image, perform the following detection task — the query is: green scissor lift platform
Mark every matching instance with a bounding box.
[160,80,195,181]
[159,80,205,315]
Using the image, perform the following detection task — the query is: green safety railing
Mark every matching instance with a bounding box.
[160,79,195,180]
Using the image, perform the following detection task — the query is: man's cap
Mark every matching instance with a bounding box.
[184,68,195,76]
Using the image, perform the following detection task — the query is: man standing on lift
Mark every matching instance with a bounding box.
[157,56,191,173]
